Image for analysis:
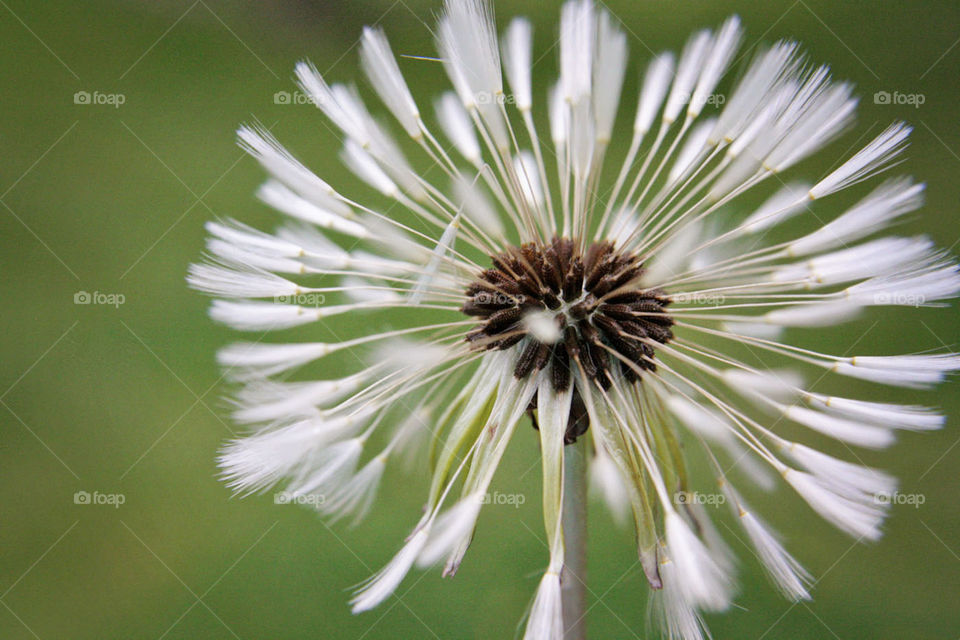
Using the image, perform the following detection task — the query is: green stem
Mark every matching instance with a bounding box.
[561,437,588,639]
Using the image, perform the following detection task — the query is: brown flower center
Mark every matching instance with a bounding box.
[461,238,674,443]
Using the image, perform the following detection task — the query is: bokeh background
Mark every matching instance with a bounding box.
[2,1,959,638]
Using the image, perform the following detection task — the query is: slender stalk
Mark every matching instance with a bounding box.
[561,437,588,639]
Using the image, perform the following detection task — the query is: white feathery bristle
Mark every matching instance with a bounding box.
[766,81,857,173]
[663,29,711,124]
[806,395,944,431]
[559,0,595,104]
[784,469,888,540]
[810,122,912,199]
[832,354,960,389]
[523,311,562,344]
[436,0,507,149]
[358,216,423,264]
[389,405,432,469]
[205,220,303,257]
[708,102,777,198]
[776,236,935,286]
[548,82,568,147]
[373,339,451,373]
[763,301,863,327]
[438,0,503,104]
[452,174,504,237]
[522,571,563,640]
[668,117,715,184]
[341,276,402,304]
[221,429,362,496]
[785,442,898,498]
[686,502,736,575]
[608,206,638,247]
[688,15,741,119]
[722,368,803,403]
[666,395,732,443]
[643,222,700,287]
[217,341,330,380]
[781,404,895,449]
[789,179,925,256]
[738,510,812,601]
[351,528,429,613]
[514,151,544,208]
[665,393,775,489]
[276,221,344,255]
[359,26,420,138]
[232,375,365,424]
[416,492,484,568]
[210,300,320,331]
[724,95,778,160]
[187,263,299,299]
[711,41,799,144]
[317,456,386,524]
[435,92,481,166]
[568,98,595,177]
[295,63,371,145]
[348,249,416,277]
[257,180,368,239]
[848,262,960,306]
[651,556,710,640]
[501,17,533,112]
[634,52,675,136]
[593,10,628,143]
[237,125,353,218]
[740,181,811,233]
[664,511,733,612]
[340,139,399,198]
[290,437,367,496]
[408,214,459,305]
[589,447,631,526]
[721,321,784,340]
[206,239,307,275]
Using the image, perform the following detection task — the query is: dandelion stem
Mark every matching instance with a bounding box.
[561,436,588,639]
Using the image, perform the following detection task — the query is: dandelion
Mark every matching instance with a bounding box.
[189,1,960,638]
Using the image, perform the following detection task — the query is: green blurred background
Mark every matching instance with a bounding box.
[2,1,959,638]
